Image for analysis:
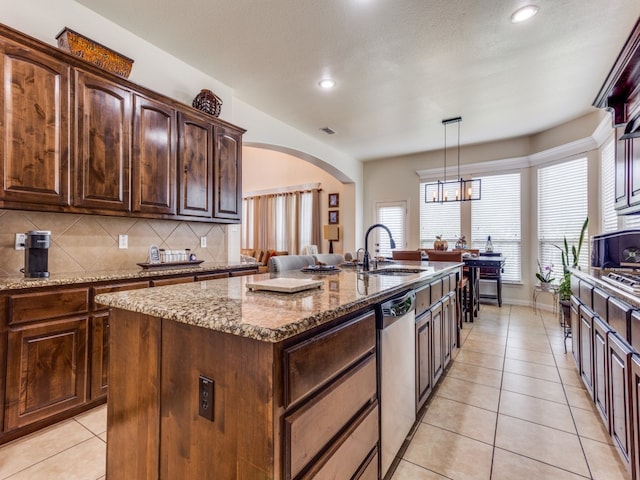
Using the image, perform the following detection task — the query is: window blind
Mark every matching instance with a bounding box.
[601,140,618,233]
[375,201,406,257]
[471,173,521,282]
[538,157,589,274]
[419,185,461,248]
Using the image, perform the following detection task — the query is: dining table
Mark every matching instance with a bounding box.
[463,254,506,318]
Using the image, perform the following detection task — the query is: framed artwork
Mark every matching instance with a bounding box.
[328,193,339,208]
[329,210,339,224]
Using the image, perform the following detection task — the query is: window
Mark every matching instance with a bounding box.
[419,185,461,248]
[601,139,618,233]
[471,173,521,282]
[538,157,589,275]
[375,201,407,257]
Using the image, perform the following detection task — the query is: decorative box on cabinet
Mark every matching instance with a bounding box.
[0,38,70,208]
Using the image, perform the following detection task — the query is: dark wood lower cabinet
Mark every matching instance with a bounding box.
[5,317,88,430]
[90,312,110,399]
[431,301,444,386]
[631,354,640,480]
[593,316,612,432]
[608,332,633,476]
[570,296,581,369]
[579,306,595,399]
[416,310,432,411]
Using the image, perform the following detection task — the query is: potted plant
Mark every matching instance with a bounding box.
[555,217,589,320]
[536,260,554,290]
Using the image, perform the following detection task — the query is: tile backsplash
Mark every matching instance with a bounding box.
[0,209,228,277]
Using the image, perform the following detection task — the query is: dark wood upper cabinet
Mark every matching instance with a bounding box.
[132,95,176,215]
[214,125,242,221]
[594,18,640,214]
[74,70,131,212]
[178,111,213,217]
[0,39,70,207]
[0,22,244,223]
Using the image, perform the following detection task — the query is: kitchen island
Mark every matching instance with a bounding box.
[95,262,461,479]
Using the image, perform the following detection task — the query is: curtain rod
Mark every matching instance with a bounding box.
[243,182,322,198]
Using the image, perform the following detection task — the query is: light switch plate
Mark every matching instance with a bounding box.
[14,233,26,250]
[118,234,128,249]
[200,236,207,248]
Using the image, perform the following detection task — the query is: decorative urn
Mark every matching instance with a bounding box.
[434,235,448,251]
[192,89,223,117]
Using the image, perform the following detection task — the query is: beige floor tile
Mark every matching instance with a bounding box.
[454,349,505,370]
[391,460,448,479]
[554,351,579,369]
[499,390,576,433]
[464,331,508,347]
[0,420,94,478]
[505,346,557,366]
[5,436,105,480]
[495,414,589,477]
[581,436,630,480]
[571,406,612,444]
[503,357,561,382]
[506,336,552,353]
[421,396,497,444]
[447,361,503,388]
[73,404,107,435]
[461,339,506,357]
[558,366,584,387]
[564,384,597,411]
[403,423,493,480]
[436,376,501,411]
[492,447,589,480]
[501,372,567,404]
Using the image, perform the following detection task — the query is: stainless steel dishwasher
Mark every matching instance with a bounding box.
[378,290,416,477]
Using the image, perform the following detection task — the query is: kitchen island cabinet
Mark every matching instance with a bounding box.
[96,262,461,479]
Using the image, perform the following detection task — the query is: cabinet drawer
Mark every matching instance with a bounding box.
[150,276,195,287]
[608,297,632,342]
[415,285,431,317]
[430,279,442,306]
[92,281,149,310]
[579,282,593,309]
[593,288,609,320]
[8,289,89,325]
[355,450,378,480]
[284,311,375,407]
[300,403,378,480]
[230,268,258,277]
[285,355,376,478]
[195,272,229,281]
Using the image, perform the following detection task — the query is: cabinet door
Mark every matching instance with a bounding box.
[0,40,70,207]
[631,354,640,480]
[214,125,242,221]
[616,126,629,210]
[442,295,451,368]
[431,302,444,386]
[132,95,176,215]
[416,311,432,411]
[628,129,640,208]
[579,306,594,399]
[74,70,131,211]
[448,290,458,352]
[177,111,213,217]
[593,316,611,432]
[5,317,88,430]
[570,296,580,369]
[90,312,109,399]
[608,332,633,474]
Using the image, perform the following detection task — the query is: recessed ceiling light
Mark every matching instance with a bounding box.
[511,5,539,23]
[318,78,336,89]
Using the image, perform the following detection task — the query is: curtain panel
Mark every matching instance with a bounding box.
[242,188,322,254]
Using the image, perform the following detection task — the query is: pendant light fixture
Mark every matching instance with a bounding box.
[424,116,481,203]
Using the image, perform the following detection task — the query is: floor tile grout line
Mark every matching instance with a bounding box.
[493,445,593,480]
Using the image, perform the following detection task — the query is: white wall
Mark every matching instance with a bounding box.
[0,0,363,259]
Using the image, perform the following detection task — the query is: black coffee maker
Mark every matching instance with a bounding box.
[23,230,51,278]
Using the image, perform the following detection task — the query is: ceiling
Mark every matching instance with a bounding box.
[75,0,640,162]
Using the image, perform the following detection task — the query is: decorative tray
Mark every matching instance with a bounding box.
[137,260,204,270]
[301,265,341,273]
[246,278,323,293]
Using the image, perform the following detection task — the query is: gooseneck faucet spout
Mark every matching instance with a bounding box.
[363,224,396,271]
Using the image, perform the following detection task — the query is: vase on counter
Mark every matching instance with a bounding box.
[434,235,448,251]
[539,281,553,292]
[192,89,223,117]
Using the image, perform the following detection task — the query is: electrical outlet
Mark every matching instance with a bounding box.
[118,234,128,249]
[198,375,214,421]
[14,233,26,250]
[200,236,207,248]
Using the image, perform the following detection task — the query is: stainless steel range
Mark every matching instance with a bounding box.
[600,271,640,295]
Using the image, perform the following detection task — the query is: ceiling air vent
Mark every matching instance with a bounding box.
[320,127,336,135]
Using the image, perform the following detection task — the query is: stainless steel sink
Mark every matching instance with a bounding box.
[367,267,427,276]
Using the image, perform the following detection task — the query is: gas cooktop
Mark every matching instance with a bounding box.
[600,271,640,295]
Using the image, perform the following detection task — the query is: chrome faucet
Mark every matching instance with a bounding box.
[363,224,396,271]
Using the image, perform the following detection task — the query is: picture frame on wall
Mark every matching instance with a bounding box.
[329,210,339,224]
[328,193,339,208]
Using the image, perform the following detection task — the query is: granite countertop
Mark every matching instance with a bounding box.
[0,261,256,291]
[575,268,640,310]
[95,262,461,343]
